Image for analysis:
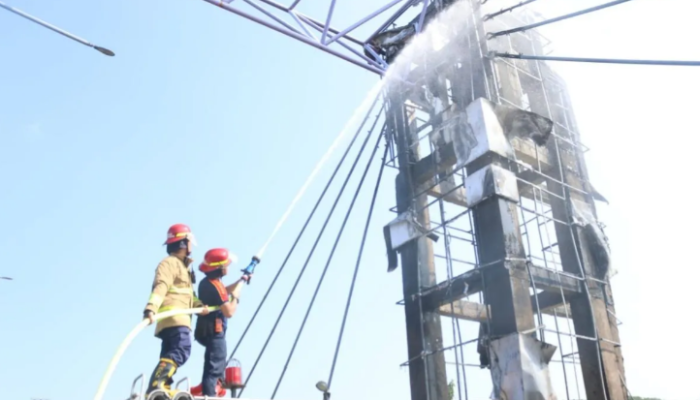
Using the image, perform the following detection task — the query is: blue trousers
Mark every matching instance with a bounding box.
[201,335,227,396]
[158,326,192,367]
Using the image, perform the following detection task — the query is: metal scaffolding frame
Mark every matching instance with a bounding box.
[378,1,625,399]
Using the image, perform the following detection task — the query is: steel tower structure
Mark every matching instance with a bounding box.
[202,1,629,399]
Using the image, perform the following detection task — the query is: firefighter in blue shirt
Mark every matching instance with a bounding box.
[193,248,249,397]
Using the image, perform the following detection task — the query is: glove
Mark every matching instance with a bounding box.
[143,310,156,325]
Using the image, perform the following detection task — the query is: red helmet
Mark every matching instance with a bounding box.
[199,248,238,273]
[164,223,197,246]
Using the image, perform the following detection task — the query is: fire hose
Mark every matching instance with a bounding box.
[92,306,222,400]
[92,75,380,400]
[91,131,348,400]
[92,261,260,400]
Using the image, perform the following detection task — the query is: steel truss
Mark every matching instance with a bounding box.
[200,0,435,74]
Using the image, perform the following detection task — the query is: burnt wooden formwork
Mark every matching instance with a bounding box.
[487,4,627,400]
[382,1,627,399]
[484,5,628,398]
[534,69,628,400]
[384,1,553,398]
[387,87,450,400]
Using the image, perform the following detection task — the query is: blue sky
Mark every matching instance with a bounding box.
[1,1,699,400]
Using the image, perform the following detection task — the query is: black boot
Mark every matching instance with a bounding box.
[146,358,178,395]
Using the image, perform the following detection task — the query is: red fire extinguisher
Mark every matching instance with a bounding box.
[223,358,245,397]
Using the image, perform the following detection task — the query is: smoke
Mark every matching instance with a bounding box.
[383,0,475,85]
[259,2,478,256]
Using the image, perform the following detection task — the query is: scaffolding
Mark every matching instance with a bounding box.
[379,1,627,399]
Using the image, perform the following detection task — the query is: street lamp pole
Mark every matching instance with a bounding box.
[0,1,114,56]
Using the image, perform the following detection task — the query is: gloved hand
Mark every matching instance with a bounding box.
[143,310,156,325]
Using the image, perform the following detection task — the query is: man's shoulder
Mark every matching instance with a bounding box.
[198,278,220,291]
[157,255,181,269]
[198,277,212,290]
[199,278,226,300]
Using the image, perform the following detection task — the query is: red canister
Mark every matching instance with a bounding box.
[224,359,244,388]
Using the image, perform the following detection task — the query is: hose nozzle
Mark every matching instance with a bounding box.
[241,256,261,284]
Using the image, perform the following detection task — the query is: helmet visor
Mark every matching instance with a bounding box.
[228,252,239,265]
[186,232,198,247]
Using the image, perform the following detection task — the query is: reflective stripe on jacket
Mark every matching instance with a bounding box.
[144,255,203,336]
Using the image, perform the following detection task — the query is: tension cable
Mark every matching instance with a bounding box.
[239,113,384,395]
[226,91,383,366]
[271,132,387,399]
[492,52,700,67]
[326,144,389,391]
[487,0,633,39]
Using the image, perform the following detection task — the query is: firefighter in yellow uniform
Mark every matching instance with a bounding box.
[143,223,210,396]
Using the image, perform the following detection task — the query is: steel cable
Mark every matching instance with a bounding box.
[239,112,384,395]
[325,144,388,391]
[271,131,386,398]
[225,92,382,366]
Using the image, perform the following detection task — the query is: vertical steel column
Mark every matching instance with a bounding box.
[387,86,449,400]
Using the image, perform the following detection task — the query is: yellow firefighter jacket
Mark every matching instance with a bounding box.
[144,255,203,336]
